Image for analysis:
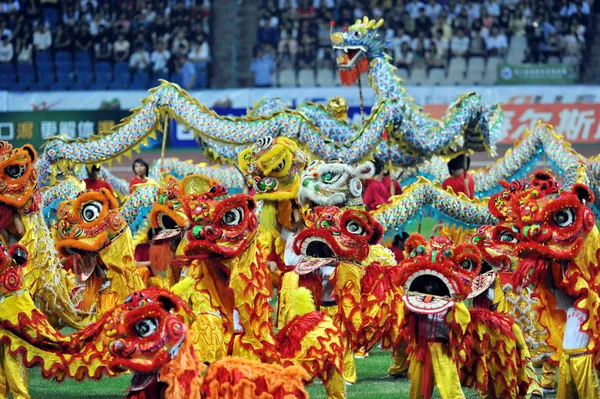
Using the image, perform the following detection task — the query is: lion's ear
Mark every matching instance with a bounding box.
[21,144,37,163]
[572,183,595,205]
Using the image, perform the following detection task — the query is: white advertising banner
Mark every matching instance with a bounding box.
[1,85,600,112]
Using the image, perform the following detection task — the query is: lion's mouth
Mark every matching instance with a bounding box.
[468,261,497,299]
[335,47,366,70]
[402,271,455,314]
[295,238,337,275]
[128,371,157,392]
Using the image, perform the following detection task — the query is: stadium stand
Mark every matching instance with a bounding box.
[0,0,211,91]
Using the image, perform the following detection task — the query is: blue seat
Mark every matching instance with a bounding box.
[0,71,15,89]
[114,62,129,75]
[94,71,113,89]
[169,72,183,86]
[131,71,149,89]
[110,79,129,90]
[35,51,52,65]
[42,7,60,30]
[152,70,169,82]
[36,61,55,74]
[195,70,207,89]
[0,63,15,75]
[55,51,72,65]
[56,63,72,74]
[17,64,34,75]
[74,51,92,64]
[75,72,93,89]
[95,61,111,74]
[56,72,74,90]
[34,72,55,90]
[194,62,207,71]
[74,62,92,73]
[15,72,35,90]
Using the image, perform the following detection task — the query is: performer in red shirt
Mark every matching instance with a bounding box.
[129,158,150,193]
[363,157,402,211]
[442,154,475,199]
[388,232,409,263]
[84,165,114,194]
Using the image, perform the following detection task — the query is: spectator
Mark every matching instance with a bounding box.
[129,42,150,72]
[250,46,275,87]
[406,0,425,19]
[442,154,474,199]
[95,35,113,61]
[74,23,93,52]
[450,28,470,57]
[171,29,189,56]
[114,11,132,34]
[509,8,528,37]
[130,158,150,194]
[424,0,442,21]
[151,40,170,74]
[431,11,452,40]
[414,8,433,35]
[89,13,108,36]
[389,232,409,263]
[176,53,196,89]
[53,24,72,51]
[425,41,444,68]
[563,24,582,56]
[432,28,449,59]
[362,157,402,212]
[395,42,415,68]
[62,5,78,27]
[0,34,12,63]
[484,0,501,17]
[392,27,412,60]
[113,33,130,62]
[486,26,508,57]
[84,165,115,195]
[277,26,298,67]
[33,21,51,51]
[188,38,210,64]
[16,32,32,63]
[411,31,431,52]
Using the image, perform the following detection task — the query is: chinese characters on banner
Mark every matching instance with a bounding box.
[424,104,600,144]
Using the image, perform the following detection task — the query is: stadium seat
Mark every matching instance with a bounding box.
[547,55,561,64]
[0,64,15,90]
[428,68,445,85]
[93,71,113,89]
[409,67,427,85]
[95,62,112,74]
[195,70,207,89]
[55,51,72,66]
[298,69,315,87]
[467,57,485,74]
[36,61,55,75]
[152,70,169,82]
[131,71,150,89]
[74,61,92,74]
[56,72,75,90]
[56,62,73,75]
[34,71,55,90]
[278,68,295,87]
[448,57,467,75]
[74,51,92,65]
[16,65,36,90]
[316,68,335,86]
[114,62,129,75]
[75,72,93,90]
[169,72,183,87]
[35,51,52,65]
[42,7,60,30]
[563,56,579,65]
[396,67,409,81]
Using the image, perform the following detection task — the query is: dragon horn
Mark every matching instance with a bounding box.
[375,19,384,29]
[363,16,369,26]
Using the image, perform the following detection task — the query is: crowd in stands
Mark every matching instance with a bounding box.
[0,0,211,90]
[255,0,594,86]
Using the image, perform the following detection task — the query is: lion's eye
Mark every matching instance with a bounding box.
[272,159,286,173]
[256,136,273,150]
[460,259,474,271]
[81,201,102,223]
[553,208,575,228]
[346,220,364,235]
[133,318,158,338]
[499,231,518,243]
[5,165,25,179]
[222,207,244,226]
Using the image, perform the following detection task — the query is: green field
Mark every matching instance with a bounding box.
[27,348,556,398]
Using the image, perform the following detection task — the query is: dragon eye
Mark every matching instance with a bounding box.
[5,165,25,179]
[460,259,475,271]
[499,231,518,243]
[352,30,362,39]
[133,318,158,338]
[222,207,244,226]
[81,201,102,223]
[553,208,575,228]
[272,159,286,173]
[346,220,364,235]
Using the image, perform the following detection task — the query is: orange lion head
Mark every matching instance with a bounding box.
[0,142,39,211]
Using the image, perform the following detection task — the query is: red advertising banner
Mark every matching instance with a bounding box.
[424,104,600,144]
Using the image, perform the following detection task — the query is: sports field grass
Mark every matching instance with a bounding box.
[27,347,557,398]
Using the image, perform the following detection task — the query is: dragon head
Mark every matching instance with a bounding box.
[298,160,375,208]
[487,171,597,287]
[396,234,481,314]
[182,185,258,260]
[0,243,28,296]
[55,188,127,257]
[293,206,383,275]
[238,136,308,201]
[0,142,39,211]
[105,288,188,392]
[331,17,385,84]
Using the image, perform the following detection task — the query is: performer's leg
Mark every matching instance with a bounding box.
[0,345,9,399]
[429,342,465,399]
[1,345,30,399]
[556,350,600,399]
[342,338,357,384]
[407,352,429,399]
[322,366,346,399]
[388,341,409,377]
[525,361,544,398]
[540,360,556,391]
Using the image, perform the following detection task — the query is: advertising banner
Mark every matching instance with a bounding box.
[0,110,161,149]
[497,64,579,85]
